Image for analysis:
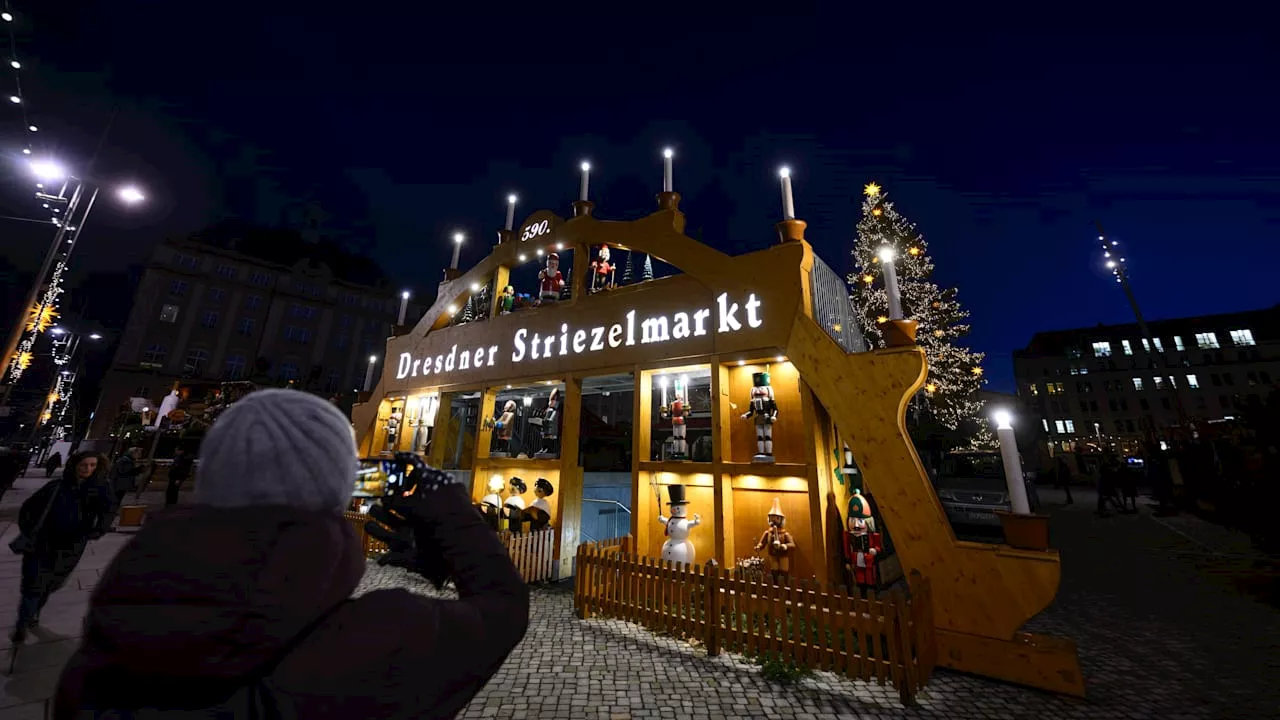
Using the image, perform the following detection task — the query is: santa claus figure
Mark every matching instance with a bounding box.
[589,245,615,293]
[842,481,882,592]
[754,497,796,584]
[538,253,564,305]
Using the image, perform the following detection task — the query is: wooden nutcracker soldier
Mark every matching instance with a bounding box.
[503,476,527,534]
[589,245,615,293]
[538,253,564,305]
[659,377,690,460]
[754,497,796,584]
[842,478,882,592]
[484,400,518,457]
[740,370,778,462]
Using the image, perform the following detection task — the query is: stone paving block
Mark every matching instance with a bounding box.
[0,663,60,710]
[0,701,49,720]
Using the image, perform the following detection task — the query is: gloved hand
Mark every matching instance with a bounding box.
[366,459,463,589]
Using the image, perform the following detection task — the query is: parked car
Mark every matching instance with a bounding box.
[931,451,1040,528]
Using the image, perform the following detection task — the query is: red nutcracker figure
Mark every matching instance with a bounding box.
[538,252,564,305]
[589,245,615,293]
[842,483,882,591]
[659,376,691,460]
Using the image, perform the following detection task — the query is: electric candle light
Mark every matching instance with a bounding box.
[398,290,410,325]
[778,166,795,220]
[364,355,378,392]
[878,246,903,320]
[662,148,674,193]
[579,161,591,202]
[992,409,1031,514]
[505,194,517,231]
[450,231,464,270]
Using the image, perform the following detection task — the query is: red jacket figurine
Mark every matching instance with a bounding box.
[842,491,881,590]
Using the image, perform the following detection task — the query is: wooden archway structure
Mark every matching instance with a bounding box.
[354,195,1083,696]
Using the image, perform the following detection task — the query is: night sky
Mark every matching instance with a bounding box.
[3,7,1277,392]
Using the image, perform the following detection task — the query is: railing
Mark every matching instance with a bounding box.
[573,541,935,705]
[497,527,557,583]
[583,498,632,541]
[809,254,868,354]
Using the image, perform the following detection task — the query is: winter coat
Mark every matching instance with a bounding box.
[168,454,195,483]
[54,483,530,720]
[19,470,114,552]
[110,455,143,495]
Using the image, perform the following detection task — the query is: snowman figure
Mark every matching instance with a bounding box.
[658,484,701,565]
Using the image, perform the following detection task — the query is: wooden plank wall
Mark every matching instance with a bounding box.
[573,540,936,705]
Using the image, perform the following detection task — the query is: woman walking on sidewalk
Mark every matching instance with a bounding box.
[10,452,114,643]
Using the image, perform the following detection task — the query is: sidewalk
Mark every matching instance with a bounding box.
[0,467,177,719]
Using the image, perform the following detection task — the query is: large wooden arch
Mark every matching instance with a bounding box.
[355,198,1083,696]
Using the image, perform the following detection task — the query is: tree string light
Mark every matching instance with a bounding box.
[2,1,38,161]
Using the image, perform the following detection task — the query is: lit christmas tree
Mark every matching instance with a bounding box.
[640,253,654,282]
[848,182,987,442]
[620,250,634,284]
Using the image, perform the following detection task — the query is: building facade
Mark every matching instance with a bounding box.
[1013,305,1279,456]
[88,224,423,438]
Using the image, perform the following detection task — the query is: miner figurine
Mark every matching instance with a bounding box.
[842,482,882,592]
[754,497,796,584]
[659,377,690,461]
[538,252,564,305]
[484,399,518,457]
[533,388,560,459]
[740,371,778,462]
[589,244,615,293]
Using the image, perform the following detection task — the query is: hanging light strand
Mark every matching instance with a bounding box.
[2,1,37,161]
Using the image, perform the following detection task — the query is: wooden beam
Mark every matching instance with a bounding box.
[556,375,584,579]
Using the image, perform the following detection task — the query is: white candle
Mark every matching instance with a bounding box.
[879,247,903,321]
[662,148,673,193]
[398,291,409,325]
[505,194,517,231]
[450,232,463,270]
[660,380,668,406]
[364,357,377,392]
[779,166,795,220]
[993,411,1031,515]
[579,161,591,202]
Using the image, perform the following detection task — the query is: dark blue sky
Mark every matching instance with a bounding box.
[3,7,1277,391]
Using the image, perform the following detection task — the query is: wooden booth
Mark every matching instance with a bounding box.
[353,191,1083,697]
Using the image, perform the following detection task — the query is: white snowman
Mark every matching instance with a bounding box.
[658,484,701,565]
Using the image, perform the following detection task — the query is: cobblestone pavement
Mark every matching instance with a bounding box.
[357,488,1280,720]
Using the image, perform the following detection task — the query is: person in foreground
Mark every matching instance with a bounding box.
[11,451,113,643]
[55,389,530,719]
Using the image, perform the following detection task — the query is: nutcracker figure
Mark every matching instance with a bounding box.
[527,478,554,531]
[472,283,492,321]
[533,388,560,458]
[658,484,701,565]
[484,400,518,457]
[499,285,516,315]
[538,252,564,305]
[659,377,690,460]
[740,371,778,462]
[841,479,882,592]
[589,245,615,293]
[503,476,528,533]
[384,407,402,452]
[754,497,796,584]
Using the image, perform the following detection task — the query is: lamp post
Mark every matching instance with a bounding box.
[993,410,1031,515]
[364,355,377,392]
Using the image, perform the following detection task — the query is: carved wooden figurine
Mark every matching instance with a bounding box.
[740,371,778,462]
[527,478,554,531]
[503,476,527,534]
[659,377,690,460]
[589,245,616,293]
[484,400,518,457]
[533,388,560,459]
[658,484,700,565]
[499,285,515,315]
[754,497,796,583]
[479,475,505,531]
[538,253,564,305]
[842,483,882,592]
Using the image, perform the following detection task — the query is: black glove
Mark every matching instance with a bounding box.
[367,462,464,589]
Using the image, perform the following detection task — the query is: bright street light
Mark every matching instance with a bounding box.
[118,186,145,204]
[49,327,65,335]
[993,409,1013,430]
[88,333,102,340]
[29,159,66,181]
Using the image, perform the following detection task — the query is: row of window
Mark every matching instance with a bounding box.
[140,344,350,390]
[1090,329,1255,358]
[168,268,402,319]
[1044,393,1253,437]
[1034,370,1272,397]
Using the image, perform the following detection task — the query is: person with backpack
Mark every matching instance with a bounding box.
[54,389,529,719]
[10,451,114,644]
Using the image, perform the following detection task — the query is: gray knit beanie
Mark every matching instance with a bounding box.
[195,389,357,513]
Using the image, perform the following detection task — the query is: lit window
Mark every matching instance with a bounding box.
[245,295,263,311]
[1194,332,1219,349]
[1153,338,1164,352]
[1121,340,1133,356]
[1064,420,1075,434]
[1092,341,1112,357]
[1173,336,1185,351]
[1041,419,1049,432]
[237,318,255,336]
[1186,374,1199,389]
[1141,338,1150,352]
[1078,367,1088,375]
[1229,329,1255,346]
[1153,377,1165,390]
[1132,378,1144,391]
[159,304,179,323]
[277,362,300,381]
[1027,384,1039,397]
[1054,420,1066,434]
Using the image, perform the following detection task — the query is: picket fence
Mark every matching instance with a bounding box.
[343,512,558,583]
[573,539,936,705]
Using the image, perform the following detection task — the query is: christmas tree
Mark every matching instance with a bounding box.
[641,253,654,282]
[620,250,634,284]
[848,182,986,440]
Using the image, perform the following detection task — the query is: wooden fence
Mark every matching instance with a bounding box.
[573,542,936,705]
[343,512,558,584]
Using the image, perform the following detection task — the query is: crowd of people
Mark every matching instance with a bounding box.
[4,389,528,718]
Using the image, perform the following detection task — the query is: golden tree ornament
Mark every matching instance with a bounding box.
[872,208,883,216]
[972,367,984,376]
[15,352,32,370]
[908,247,922,256]
[934,329,944,337]
[862,274,875,284]
[863,182,882,197]
[25,304,58,333]
[926,383,938,393]
[876,315,889,324]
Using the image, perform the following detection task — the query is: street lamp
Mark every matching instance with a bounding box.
[29,159,66,181]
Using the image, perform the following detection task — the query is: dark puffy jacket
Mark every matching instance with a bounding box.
[54,483,529,719]
[19,471,114,549]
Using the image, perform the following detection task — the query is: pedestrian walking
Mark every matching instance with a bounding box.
[109,447,145,511]
[9,452,114,646]
[44,451,63,478]
[1097,454,1121,517]
[1120,460,1139,513]
[55,389,529,720]
[1054,455,1074,505]
[164,446,194,507]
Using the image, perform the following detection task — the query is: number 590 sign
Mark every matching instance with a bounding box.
[517,210,563,244]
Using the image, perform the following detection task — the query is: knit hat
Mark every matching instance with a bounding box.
[195,389,357,513]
